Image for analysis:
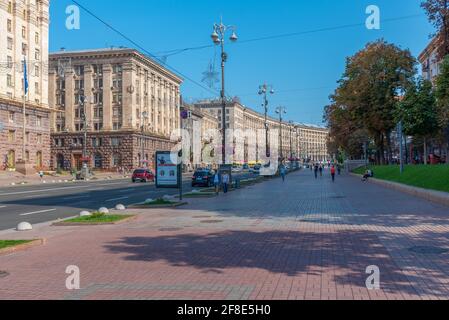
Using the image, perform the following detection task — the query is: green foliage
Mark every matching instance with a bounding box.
[325,40,416,162]
[0,240,32,249]
[435,56,449,129]
[395,78,438,137]
[353,164,449,193]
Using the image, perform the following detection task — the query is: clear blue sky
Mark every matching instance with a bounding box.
[49,0,434,125]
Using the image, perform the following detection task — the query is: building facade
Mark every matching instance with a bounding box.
[180,103,219,169]
[0,0,50,171]
[48,48,182,171]
[194,99,329,164]
[418,35,442,84]
[297,124,329,162]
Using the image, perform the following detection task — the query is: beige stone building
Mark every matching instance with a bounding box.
[48,48,182,171]
[194,99,329,164]
[297,124,329,162]
[418,35,442,84]
[0,0,50,171]
[180,102,219,169]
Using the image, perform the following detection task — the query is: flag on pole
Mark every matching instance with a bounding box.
[23,57,28,95]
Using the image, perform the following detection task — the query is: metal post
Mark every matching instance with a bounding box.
[220,39,226,165]
[398,121,404,174]
[22,76,26,162]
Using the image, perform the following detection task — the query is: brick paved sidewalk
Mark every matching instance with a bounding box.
[1,170,449,300]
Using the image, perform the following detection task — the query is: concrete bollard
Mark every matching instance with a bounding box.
[115,204,126,211]
[17,222,32,231]
[98,207,109,214]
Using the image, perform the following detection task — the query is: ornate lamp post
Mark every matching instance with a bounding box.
[275,106,287,160]
[258,84,274,157]
[211,18,238,165]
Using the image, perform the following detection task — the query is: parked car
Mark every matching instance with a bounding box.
[242,164,249,170]
[132,169,155,183]
[251,165,261,175]
[192,169,214,187]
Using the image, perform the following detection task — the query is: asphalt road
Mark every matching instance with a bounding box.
[0,172,255,231]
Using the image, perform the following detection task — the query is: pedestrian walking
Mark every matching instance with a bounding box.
[222,172,230,193]
[337,164,341,175]
[280,164,287,182]
[314,163,319,179]
[330,165,336,182]
[319,165,323,177]
[213,171,220,195]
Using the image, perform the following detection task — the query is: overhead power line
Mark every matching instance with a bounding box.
[154,13,426,57]
[71,0,219,96]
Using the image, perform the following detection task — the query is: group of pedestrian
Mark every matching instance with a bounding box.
[312,162,341,183]
[213,171,230,195]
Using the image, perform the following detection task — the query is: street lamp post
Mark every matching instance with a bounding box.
[258,84,274,158]
[288,121,294,160]
[79,95,91,179]
[275,106,287,160]
[211,18,238,165]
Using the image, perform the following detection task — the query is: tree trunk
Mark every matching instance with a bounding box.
[423,137,427,165]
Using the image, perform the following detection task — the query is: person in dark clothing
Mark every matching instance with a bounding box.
[319,165,323,177]
[314,164,319,179]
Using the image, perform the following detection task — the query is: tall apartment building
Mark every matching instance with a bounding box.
[194,99,329,164]
[48,48,182,171]
[0,0,50,172]
[180,103,219,169]
[418,36,443,84]
[297,124,329,162]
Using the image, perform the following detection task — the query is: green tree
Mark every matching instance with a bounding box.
[326,40,416,164]
[396,79,439,164]
[435,56,449,163]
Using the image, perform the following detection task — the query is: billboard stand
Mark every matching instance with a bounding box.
[155,151,181,193]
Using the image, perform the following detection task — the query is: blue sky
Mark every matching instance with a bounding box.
[49,0,435,125]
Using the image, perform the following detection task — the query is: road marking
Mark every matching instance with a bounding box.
[0,205,6,209]
[119,189,136,193]
[20,209,57,216]
[96,182,126,187]
[0,186,84,197]
[105,196,129,202]
[87,188,105,191]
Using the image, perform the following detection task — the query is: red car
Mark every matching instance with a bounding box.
[132,169,154,183]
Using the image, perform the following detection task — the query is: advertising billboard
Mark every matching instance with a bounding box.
[155,151,180,188]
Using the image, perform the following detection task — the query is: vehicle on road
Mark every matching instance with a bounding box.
[251,165,261,175]
[242,164,249,170]
[192,169,215,187]
[132,169,155,183]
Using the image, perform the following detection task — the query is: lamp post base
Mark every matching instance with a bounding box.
[15,160,36,176]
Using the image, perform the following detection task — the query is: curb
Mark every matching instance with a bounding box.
[129,202,188,209]
[349,173,449,208]
[52,215,138,227]
[0,239,46,256]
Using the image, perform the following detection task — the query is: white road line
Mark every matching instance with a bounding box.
[0,205,6,209]
[0,186,83,196]
[119,189,136,193]
[96,182,126,187]
[105,196,129,202]
[20,209,57,216]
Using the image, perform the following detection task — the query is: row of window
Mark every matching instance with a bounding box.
[53,137,123,147]
[7,111,43,126]
[7,130,43,144]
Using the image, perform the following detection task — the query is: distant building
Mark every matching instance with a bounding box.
[0,0,51,172]
[194,98,329,164]
[180,102,218,169]
[419,36,443,84]
[48,48,182,171]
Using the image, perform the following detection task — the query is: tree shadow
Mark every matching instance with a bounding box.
[104,229,449,298]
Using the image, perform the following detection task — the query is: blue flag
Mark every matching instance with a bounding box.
[23,58,28,95]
